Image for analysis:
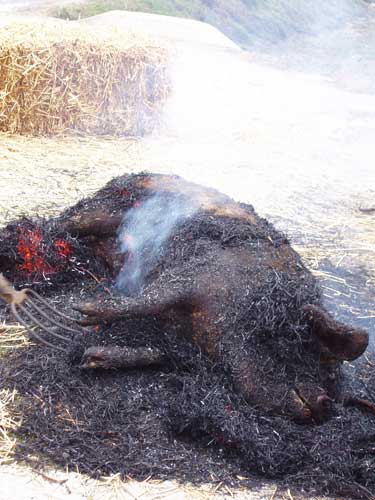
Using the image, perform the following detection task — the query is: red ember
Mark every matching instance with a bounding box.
[16,228,73,277]
[17,228,54,275]
[54,239,73,258]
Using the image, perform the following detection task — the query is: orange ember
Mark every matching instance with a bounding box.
[17,228,53,275]
[16,228,73,276]
[54,239,72,258]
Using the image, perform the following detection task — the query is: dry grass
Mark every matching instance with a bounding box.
[0,325,27,465]
[291,208,375,323]
[0,19,170,136]
[0,324,29,353]
[0,133,142,225]
[0,389,21,465]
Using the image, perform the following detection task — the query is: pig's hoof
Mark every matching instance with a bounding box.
[73,302,118,326]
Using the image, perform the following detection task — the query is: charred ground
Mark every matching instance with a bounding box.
[0,173,375,499]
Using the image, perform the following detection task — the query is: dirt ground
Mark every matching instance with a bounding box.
[0,464,278,500]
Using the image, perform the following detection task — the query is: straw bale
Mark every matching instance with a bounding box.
[0,19,171,136]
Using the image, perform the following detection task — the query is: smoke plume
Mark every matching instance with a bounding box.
[116,192,195,295]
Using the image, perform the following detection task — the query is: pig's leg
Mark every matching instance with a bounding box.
[78,345,167,370]
[58,210,124,238]
[73,279,196,326]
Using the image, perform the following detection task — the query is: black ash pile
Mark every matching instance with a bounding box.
[0,173,375,499]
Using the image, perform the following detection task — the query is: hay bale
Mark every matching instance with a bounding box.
[0,19,171,136]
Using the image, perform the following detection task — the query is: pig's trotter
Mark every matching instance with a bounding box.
[80,345,167,370]
[74,283,196,326]
[60,210,123,237]
[73,301,124,326]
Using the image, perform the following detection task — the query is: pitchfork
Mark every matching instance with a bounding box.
[0,273,83,352]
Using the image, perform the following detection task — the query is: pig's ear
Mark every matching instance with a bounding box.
[303,304,368,361]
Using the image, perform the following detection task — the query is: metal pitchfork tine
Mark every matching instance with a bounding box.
[0,273,82,352]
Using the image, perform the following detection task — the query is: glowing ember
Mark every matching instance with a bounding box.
[17,228,53,275]
[54,239,72,258]
[16,227,73,277]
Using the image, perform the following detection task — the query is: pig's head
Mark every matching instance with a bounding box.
[235,304,368,424]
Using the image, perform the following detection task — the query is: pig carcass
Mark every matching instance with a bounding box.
[0,173,369,423]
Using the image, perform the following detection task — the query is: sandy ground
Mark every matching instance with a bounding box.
[0,463,281,500]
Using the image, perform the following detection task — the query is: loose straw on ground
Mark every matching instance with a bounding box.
[0,389,21,464]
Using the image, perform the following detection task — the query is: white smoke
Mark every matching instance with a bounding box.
[116,193,196,295]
